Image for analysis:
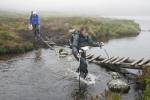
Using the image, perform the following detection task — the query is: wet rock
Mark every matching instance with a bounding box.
[107,72,130,93]
[59,48,68,57]
[110,72,121,79]
[48,42,56,46]
[35,49,42,60]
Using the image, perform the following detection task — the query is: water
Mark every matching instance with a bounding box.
[0,49,112,100]
[89,16,150,60]
[0,16,149,100]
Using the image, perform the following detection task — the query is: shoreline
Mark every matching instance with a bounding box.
[0,16,140,55]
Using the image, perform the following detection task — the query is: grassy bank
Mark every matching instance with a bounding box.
[105,90,121,100]
[0,16,33,55]
[41,17,140,42]
[89,90,121,100]
[142,65,150,100]
[0,15,140,54]
[133,65,150,100]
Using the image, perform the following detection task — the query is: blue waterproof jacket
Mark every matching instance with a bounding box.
[30,15,40,25]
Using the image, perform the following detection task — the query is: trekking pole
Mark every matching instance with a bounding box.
[103,48,109,58]
[78,51,82,91]
[98,42,110,58]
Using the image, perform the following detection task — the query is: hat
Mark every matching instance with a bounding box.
[33,11,38,15]
[69,29,76,33]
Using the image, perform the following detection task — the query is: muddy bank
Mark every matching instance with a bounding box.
[18,26,70,45]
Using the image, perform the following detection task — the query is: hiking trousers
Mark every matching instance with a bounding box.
[32,24,40,37]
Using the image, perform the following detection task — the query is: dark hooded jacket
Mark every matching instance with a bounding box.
[72,32,99,60]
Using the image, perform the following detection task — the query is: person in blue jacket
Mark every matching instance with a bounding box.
[29,11,41,38]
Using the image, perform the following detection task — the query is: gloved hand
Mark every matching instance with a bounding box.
[100,42,104,46]
[77,53,81,58]
[29,24,33,30]
[38,25,40,28]
[98,42,104,48]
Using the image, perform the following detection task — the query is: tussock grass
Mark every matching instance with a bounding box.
[0,15,140,54]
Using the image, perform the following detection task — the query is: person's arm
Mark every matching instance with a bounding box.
[87,36,99,47]
[38,16,40,25]
[29,16,32,25]
[72,34,79,60]
[29,16,32,24]
[29,16,33,30]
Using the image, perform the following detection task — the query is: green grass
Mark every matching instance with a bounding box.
[42,16,140,41]
[142,65,150,100]
[0,16,33,54]
[0,31,33,54]
[105,90,121,100]
[89,90,121,100]
[134,65,150,100]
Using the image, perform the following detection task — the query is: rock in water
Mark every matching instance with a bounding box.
[107,72,130,93]
[59,48,68,57]
[110,72,121,79]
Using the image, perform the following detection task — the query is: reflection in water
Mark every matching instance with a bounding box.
[35,49,42,61]
[71,84,88,100]
[0,63,11,72]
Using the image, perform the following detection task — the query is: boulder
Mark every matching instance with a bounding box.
[107,72,130,93]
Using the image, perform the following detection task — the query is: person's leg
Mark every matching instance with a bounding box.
[38,25,41,36]
[35,25,38,37]
[84,68,88,78]
[83,51,88,78]
[32,24,37,37]
[83,64,88,78]
[36,25,40,37]
[76,67,79,72]
[79,57,88,78]
[76,51,87,73]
